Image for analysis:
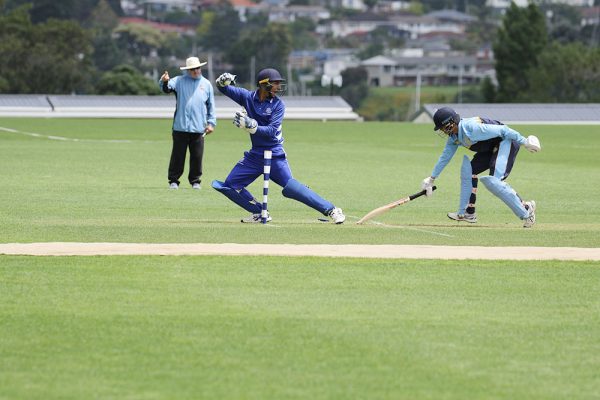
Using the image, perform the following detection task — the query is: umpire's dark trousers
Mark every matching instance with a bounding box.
[168,130,204,185]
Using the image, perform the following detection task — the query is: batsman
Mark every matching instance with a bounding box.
[212,68,345,224]
[421,107,541,228]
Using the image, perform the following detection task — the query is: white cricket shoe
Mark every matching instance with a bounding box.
[192,183,201,190]
[523,200,536,228]
[169,182,179,190]
[241,212,271,223]
[447,212,477,223]
[328,207,346,224]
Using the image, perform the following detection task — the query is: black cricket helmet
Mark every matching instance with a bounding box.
[256,68,286,94]
[433,107,460,131]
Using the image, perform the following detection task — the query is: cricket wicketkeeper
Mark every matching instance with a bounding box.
[211,68,345,224]
[421,107,541,228]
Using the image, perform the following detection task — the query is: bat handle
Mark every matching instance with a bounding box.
[411,185,437,200]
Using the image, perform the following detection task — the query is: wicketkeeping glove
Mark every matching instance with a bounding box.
[216,73,236,87]
[421,176,435,197]
[233,111,258,134]
[524,135,541,153]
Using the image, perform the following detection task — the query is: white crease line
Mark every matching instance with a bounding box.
[370,220,454,237]
[1,126,146,143]
[347,214,453,238]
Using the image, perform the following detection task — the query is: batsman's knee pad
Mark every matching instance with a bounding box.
[458,155,472,214]
[479,176,528,219]
[212,180,261,214]
[282,178,334,215]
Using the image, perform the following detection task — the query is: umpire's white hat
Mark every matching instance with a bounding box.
[180,57,207,70]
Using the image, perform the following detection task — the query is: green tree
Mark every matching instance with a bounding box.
[28,19,94,93]
[225,23,292,85]
[363,0,378,11]
[252,23,292,73]
[339,67,369,109]
[96,64,158,95]
[114,22,165,58]
[357,43,384,60]
[4,0,121,23]
[197,4,241,53]
[420,0,455,12]
[466,5,498,47]
[87,0,124,72]
[113,21,172,73]
[0,3,32,92]
[4,0,76,22]
[0,4,94,93]
[493,2,547,102]
[526,43,600,102]
[540,3,581,45]
[480,76,496,103]
[289,17,318,51]
[224,37,256,84]
[407,1,424,15]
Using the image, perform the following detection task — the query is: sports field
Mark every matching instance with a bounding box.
[1,118,600,399]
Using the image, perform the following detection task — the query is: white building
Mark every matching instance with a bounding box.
[487,0,594,9]
[361,53,484,87]
[317,14,466,39]
[267,5,331,23]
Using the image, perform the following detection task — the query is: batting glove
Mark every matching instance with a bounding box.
[524,135,541,153]
[233,111,258,134]
[421,176,435,197]
[216,73,236,87]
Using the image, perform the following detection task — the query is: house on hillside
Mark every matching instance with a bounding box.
[122,0,198,15]
[487,0,593,9]
[266,5,331,23]
[581,6,600,27]
[317,13,468,39]
[425,9,476,24]
[228,0,261,22]
[361,53,483,87]
[313,0,366,11]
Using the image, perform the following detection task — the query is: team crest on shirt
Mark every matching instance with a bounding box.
[265,107,272,115]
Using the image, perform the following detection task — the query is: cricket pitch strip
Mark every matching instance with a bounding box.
[1,243,600,261]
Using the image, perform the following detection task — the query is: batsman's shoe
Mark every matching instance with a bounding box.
[523,200,536,228]
[447,212,477,223]
[169,182,179,190]
[192,183,201,190]
[328,207,346,224]
[241,212,271,223]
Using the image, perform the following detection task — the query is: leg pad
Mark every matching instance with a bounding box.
[479,176,528,219]
[282,178,334,215]
[212,180,261,214]
[458,155,472,214]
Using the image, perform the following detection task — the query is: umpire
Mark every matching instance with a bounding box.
[160,57,216,190]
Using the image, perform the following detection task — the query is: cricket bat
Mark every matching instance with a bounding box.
[356,186,437,225]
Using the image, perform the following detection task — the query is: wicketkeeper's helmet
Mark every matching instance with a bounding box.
[256,68,286,94]
[433,107,460,131]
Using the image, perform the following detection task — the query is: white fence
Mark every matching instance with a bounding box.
[0,94,362,121]
[414,103,600,125]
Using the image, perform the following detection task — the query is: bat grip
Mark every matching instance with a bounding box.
[411,185,437,200]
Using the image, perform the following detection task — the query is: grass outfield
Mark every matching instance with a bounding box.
[2,256,600,399]
[1,118,600,398]
[1,118,599,246]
